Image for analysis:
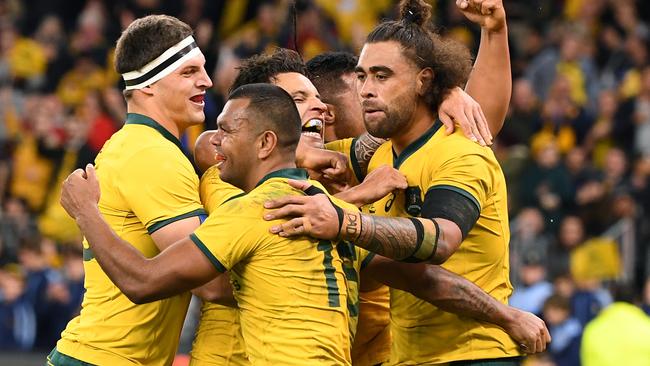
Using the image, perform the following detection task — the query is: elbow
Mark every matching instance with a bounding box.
[123,284,157,304]
[429,245,454,265]
[125,292,148,305]
[194,287,225,303]
[119,276,160,304]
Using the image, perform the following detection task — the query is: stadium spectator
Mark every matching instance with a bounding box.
[542,294,582,366]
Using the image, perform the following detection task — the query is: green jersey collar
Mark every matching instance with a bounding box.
[392,119,443,169]
[255,168,309,188]
[125,113,184,152]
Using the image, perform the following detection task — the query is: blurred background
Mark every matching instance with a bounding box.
[0,0,649,365]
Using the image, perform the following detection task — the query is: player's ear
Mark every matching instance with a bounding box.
[416,68,434,97]
[137,84,155,97]
[257,130,278,159]
[324,103,335,126]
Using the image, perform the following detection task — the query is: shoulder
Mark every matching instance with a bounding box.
[325,137,355,154]
[423,130,500,170]
[368,140,393,169]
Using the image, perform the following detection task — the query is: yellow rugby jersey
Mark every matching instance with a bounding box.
[57,113,205,366]
[191,165,249,366]
[337,241,375,343]
[325,137,361,186]
[352,285,391,366]
[191,169,351,366]
[365,121,521,364]
[190,304,248,366]
[199,164,245,213]
[327,137,392,365]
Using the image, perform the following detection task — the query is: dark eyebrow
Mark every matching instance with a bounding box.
[354,66,365,73]
[368,66,394,75]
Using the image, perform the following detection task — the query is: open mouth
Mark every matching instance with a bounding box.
[301,118,323,138]
[214,151,226,167]
[190,94,205,105]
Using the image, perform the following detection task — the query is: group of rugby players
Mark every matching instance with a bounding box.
[48,1,551,365]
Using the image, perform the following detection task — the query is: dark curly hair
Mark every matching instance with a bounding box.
[366,0,472,112]
[230,48,306,92]
[306,51,358,100]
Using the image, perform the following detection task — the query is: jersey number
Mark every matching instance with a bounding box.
[317,240,341,307]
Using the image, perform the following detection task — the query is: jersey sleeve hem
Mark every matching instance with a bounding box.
[189,233,227,272]
[147,208,207,234]
[426,184,481,212]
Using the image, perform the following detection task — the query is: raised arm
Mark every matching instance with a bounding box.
[363,255,551,353]
[60,165,219,304]
[459,0,511,135]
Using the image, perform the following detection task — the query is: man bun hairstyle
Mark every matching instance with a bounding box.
[400,0,432,25]
[228,83,302,151]
[366,0,472,112]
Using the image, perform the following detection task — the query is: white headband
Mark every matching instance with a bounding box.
[122,35,201,90]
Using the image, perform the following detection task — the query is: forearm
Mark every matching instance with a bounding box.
[341,211,438,261]
[76,208,162,302]
[464,26,511,135]
[412,265,514,329]
[341,210,461,263]
[333,188,364,208]
[353,133,385,176]
[333,181,376,208]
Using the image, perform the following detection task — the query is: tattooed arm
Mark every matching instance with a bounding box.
[362,256,551,353]
[351,213,461,263]
[352,133,385,178]
[265,181,463,263]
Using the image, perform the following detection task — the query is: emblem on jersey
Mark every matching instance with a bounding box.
[384,192,397,212]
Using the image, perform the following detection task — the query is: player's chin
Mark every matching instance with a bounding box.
[187,110,206,125]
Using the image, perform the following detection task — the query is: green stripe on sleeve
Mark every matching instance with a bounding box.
[82,248,95,262]
[189,233,227,272]
[147,208,207,234]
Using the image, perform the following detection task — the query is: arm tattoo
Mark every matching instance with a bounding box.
[353,133,386,176]
[357,214,418,260]
[426,266,501,323]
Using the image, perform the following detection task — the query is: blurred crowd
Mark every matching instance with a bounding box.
[1,0,650,364]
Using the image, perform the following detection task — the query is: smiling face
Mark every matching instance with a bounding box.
[355,41,419,139]
[150,52,213,129]
[272,72,327,148]
[212,98,258,189]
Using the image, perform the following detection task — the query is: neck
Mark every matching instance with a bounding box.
[241,158,296,193]
[127,102,183,138]
[391,103,436,155]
